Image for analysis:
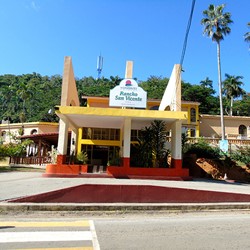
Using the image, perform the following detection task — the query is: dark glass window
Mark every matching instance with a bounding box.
[82,128,120,140]
[239,125,247,136]
[190,108,196,122]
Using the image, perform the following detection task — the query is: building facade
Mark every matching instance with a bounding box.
[46,57,191,179]
[200,114,250,139]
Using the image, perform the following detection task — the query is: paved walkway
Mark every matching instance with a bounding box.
[1,171,250,201]
[0,171,250,212]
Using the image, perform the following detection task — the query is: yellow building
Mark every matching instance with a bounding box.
[0,122,59,165]
[0,122,59,144]
[200,114,250,139]
[45,56,199,179]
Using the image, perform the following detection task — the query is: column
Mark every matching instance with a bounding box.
[171,120,182,169]
[122,118,131,169]
[57,119,69,164]
[70,129,77,155]
[125,61,133,78]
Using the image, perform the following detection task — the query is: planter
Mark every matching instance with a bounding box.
[45,164,81,175]
[80,164,88,173]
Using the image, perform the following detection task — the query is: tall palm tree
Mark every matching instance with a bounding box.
[244,22,250,45]
[200,77,213,88]
[201,4,233,140]
[16,82,33,123]
[222,74,245,116]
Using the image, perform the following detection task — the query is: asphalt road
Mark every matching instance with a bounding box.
[0,211,249,250]
[94,211,250,250]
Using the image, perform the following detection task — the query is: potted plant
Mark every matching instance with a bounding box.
[76,151,88,173]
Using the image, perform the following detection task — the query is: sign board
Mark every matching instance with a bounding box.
[109,79,147,108]
[219,139,228,153]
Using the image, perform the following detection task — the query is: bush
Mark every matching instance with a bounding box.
[231,146,250,165]
[0,145,9,159]
[183,138,221,159]
[0,139,33,157]
[76,151,88,164]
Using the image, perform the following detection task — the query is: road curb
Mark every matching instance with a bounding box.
[1,202,250,213]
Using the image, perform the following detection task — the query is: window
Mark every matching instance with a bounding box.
[92,128,102,140]
[190,129,196,137]
[110,129,120,140]
[239,125,247,136]
[190,108,196,122]
[130,130,144,141]
[82,128,120,140]
[31,129,38,135]
[82,128,92,139]
[150,106,159,110]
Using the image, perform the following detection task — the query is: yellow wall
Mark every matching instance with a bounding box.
[0,122,59,144]
[83,97,200,138]
[200,115,250,138]
[85,97,200,137]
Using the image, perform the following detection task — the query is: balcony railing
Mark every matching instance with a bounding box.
[184,137,250,146]
[10,156,52,166]
[8,137,250,167]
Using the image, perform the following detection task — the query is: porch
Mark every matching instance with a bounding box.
[10,137,250,169]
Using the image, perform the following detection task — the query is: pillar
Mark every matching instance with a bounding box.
[57,119,69,164]
[70,129,77,155]
[171,120,182,169]
[122,118,131,169]
[125,61,133,78]
[121,60,133,169]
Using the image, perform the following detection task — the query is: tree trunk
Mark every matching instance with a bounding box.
[230,96,233,116]
[217,42,225,140]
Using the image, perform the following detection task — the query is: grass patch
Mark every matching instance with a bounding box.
[0,166,12,172]
[0,166,44,172]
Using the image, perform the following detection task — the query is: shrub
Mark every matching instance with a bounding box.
[230,146,250,165]
[76,151,88,164]
[130,120,169,168]
[0,145,9,159]
[183,138,221,159]
[0,139,33,157]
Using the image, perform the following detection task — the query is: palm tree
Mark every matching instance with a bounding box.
[244,22,250,46]
[16,82,33,123]
[200,77,213,88]
[131,120,169,168]
[222,74,246,116]
[150,120,168,167]
[201,4,233,140]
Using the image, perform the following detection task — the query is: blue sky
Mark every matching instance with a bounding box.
[0,0,250,94]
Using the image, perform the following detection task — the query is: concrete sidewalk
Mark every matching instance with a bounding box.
[0,171,250,212]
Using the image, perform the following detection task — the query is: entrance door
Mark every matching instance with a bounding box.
[92,145,108,166]
[81,145,120,168]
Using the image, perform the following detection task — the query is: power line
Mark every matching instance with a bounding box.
[180,0,196,66]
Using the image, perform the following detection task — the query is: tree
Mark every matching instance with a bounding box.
[16,81,33,123]
[201,4,233,140]
[244,22,250,46]
[76,76,122,98]
[233,95,250,116]
[0,73,61,123]
[139,76,169,99]
[149,120,168,168]
[131,120,169,168]
[182,80,219,115]
[0,75,20,123]
[200,77,213,88]
[222,74,245,116]
[131,126,153,167]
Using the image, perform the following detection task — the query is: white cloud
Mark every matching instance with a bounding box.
[31,1,40,11]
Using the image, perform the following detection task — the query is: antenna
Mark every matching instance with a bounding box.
[97,54,103,79]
